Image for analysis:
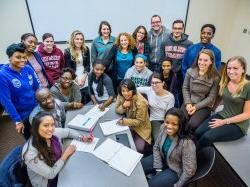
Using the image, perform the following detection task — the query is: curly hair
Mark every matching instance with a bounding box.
[31,111,57,167]
[115,32,136,51]
[132,25,148,43]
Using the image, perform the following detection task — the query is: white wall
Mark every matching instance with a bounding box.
[224,0,250,74]
[0,0,33,63]
[0,0,250,74]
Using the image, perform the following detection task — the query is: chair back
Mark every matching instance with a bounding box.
[188,146,216,184]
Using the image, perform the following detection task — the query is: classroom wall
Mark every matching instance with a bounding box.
[0,0,33,63]
[0,0,250,73]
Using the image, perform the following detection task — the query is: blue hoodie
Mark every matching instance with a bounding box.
[0,64,40,123]
[182,43,221,76]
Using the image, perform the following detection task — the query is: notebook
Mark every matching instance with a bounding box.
[67,114,99,131]
[70,138,99,153]
[99,119,129,136]
[85,105,110,118]
[93,138,142,176]
[67,105,109,131]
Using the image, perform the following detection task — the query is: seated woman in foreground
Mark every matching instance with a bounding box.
[195,56,250,150]
[22,111,93,187]
[115,79,152,154]
[142,108,197,187]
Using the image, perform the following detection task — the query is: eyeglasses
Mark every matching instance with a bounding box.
[151,21,161,24]
[151,81,162,85]
[61,76,72,83]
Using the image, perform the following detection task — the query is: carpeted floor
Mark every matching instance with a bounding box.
[0,115,25,161]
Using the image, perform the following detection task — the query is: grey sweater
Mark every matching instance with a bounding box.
[153,126,197,187]
[22,128,81,187]
[124,65,152,87]
[148,26,171,65]
[182,68,220,110]
[50,82,81,107]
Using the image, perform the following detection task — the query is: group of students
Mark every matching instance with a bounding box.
[0,14,250,187]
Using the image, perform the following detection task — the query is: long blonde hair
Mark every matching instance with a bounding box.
[68,30,87,62]
[219,56,249,96]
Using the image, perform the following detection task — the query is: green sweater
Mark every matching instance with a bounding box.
[219,82,250,135]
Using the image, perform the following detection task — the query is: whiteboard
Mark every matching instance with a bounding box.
[26,0,189,42]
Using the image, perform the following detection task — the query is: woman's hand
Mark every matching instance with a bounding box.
[76,75,86,87]
[118,118,124,125]
[123,100,131,108]
[16,123,25,134]
[98,103,105,111]
[61,145,76,161]
[81,134,94,142]
[188,106,197,115]
[186,104,193,113]
[209,118,226,128]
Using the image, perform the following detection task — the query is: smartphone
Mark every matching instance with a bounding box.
[115,133,131,148]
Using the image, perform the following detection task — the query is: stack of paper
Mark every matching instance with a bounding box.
[100,119,129,136]
[93,138,142,176]
[67,105,109,131]
[67,114,99,131]
[70,138,99,153]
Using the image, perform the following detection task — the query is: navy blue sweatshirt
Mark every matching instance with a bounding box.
[0,64,40,123]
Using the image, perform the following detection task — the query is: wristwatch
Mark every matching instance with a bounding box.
[15,122,22,125]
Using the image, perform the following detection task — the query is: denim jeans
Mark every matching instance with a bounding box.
[142,155,178,187]
[195,114,244,150]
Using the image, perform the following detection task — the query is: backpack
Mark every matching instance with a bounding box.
[0,145,32,187]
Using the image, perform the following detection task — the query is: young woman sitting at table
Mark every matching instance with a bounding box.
[22,111,93,187]
[142,108,197,187]
[115,79,152,155]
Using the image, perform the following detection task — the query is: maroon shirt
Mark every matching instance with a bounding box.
[37,44,65,85]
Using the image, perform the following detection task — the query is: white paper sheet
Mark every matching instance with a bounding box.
[100,119,129,136]
[71,138,99,153]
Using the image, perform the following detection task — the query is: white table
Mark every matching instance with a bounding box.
[57,103,149,187]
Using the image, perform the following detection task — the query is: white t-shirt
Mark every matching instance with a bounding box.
[137,87,175,121]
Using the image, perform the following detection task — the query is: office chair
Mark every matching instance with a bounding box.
[185,146,216,187]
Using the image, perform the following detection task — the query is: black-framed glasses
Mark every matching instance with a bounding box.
[151,81,162,85]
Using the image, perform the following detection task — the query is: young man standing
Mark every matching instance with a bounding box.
[182,24,221,75]
[160,20,193,76]
[148,15,170,72]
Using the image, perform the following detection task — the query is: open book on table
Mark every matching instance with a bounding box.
[93,138,143,176]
